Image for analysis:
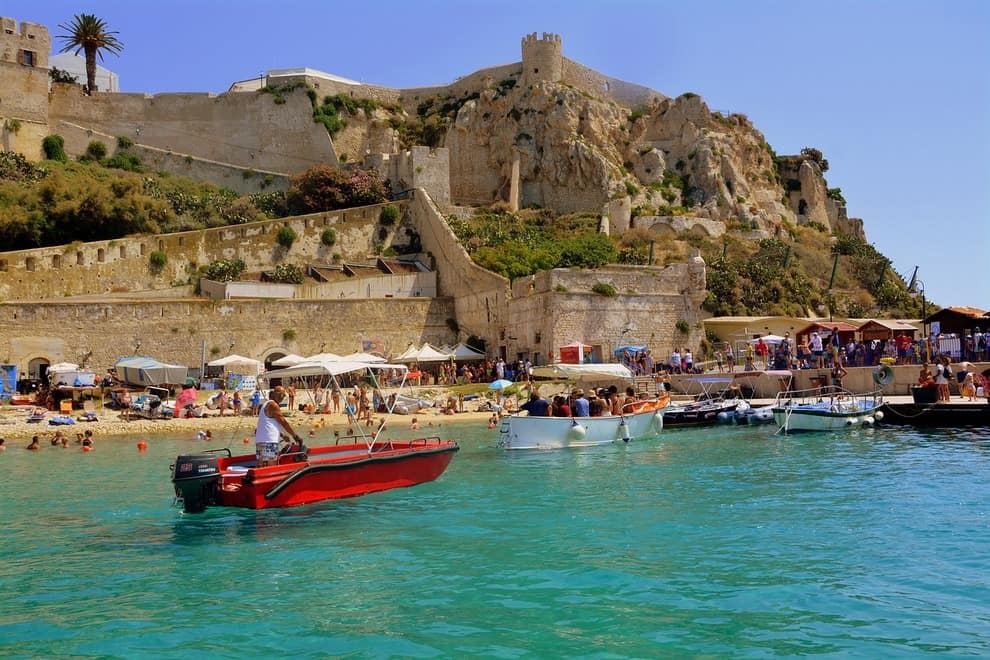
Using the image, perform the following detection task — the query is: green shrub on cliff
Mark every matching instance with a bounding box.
[42,135,68,162]
[285,165,388,214]
[448,207,615,280]
[204,258,245,282]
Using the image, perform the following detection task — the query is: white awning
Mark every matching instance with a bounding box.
[262,360,407,380]
[530,363,633,380]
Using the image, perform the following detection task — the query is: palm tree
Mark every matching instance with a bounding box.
[56,14,123,94]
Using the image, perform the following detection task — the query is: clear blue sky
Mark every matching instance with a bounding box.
[12,0,990,311]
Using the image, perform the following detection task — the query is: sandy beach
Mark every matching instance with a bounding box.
[0,387,503,445]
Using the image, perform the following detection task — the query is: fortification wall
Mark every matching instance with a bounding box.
[53,120,289,195]
[406,189,509,345]
[48,84,335,173]
[0,61,48,126]
[504,264,706,363]
[0,202,406,300]
[398,62,521,114]
[0,296,457,375]
[561,59,667,109]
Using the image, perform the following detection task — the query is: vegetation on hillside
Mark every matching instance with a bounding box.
[447,206,616,280]
[448,204,922,318]
[0,153,390,250]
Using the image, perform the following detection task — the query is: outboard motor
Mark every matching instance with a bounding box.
[171,453,221,513]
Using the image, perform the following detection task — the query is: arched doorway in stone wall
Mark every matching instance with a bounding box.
[263,350,287,372]
[28,357,50,381]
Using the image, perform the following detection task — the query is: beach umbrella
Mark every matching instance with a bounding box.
[489,379,513,390]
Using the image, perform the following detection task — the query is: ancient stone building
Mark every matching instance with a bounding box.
[0,17,50,158]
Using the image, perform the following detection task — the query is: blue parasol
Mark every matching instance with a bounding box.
[489,379,513,390]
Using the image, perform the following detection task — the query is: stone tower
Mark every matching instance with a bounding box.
[520,32,563,86]
[0,16,51,158]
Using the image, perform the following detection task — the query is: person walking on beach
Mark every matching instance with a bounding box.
[255,386,302,468]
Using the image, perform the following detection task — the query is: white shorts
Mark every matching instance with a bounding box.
[256,441,279,463]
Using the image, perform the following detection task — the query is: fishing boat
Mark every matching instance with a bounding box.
[496,363,669,450]
[772,385,884,433]
[663,376,741,428]
[170,359,458,513]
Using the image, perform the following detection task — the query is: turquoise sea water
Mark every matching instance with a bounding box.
[2,422,990,657]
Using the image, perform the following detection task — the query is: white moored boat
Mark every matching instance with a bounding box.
[495,363,669,450]
[772,386,884,433]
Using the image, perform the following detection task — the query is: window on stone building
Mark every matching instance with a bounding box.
[178,237,184,247]
[97,248,105,263]
[25,257,36,271]
[52,255,61,268]
[76,251,84,265]
[158,240,164,251]
[21,50,35,66]
[140,243,147,256]
[119,245,127,259]
[535,331,542,344]
[0,259,7,271]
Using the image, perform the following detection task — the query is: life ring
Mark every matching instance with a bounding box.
[873,364,894,387]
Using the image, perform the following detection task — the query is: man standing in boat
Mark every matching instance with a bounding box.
[256,386,303,467]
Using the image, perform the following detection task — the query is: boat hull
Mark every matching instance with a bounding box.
[496,404,665,450]
[172,439,458,512]
[772,402,883,433]
[664,400,740,428]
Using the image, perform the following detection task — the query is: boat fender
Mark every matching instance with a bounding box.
[846,418,857,426]
[717,411,732,424]
[874,410,884,421]
[863,416,874,425]
[652,411,664,431]
[616,419,631,442]
[567,421,586,442]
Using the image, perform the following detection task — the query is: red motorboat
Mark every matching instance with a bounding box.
[171,357,458,513]
[171,436,458,513]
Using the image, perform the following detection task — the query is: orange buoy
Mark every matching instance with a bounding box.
[137,440,148,451]
[242,437,250,444]
[82,445,93,452]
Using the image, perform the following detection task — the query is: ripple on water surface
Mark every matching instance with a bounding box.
[1,424,989,656]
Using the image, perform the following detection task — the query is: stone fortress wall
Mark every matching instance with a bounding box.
[0,201,408,301]
[52,118,290,195]
[48,84,337,175]
[1,296,457,379]
[0,17,50,158]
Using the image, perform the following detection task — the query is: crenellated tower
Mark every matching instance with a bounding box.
[520,32,563,86]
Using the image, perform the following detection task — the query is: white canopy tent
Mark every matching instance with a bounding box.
[262,359,407,380]
[393,345,421,361]
[303,352,344,362]
[206,354,263,375]
[392,343,451,362]
[451,342,486,361]
[341,352,387,363]
[271,353,307,367]
[411,343,451,363]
